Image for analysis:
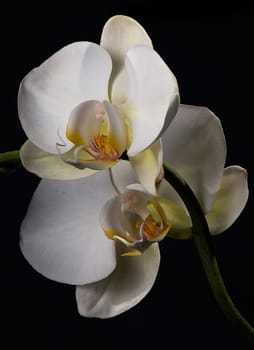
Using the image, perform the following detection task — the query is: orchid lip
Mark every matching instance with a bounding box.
[102,191,172,256]
[55,99,128,170]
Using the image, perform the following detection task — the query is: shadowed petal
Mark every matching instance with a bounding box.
[20,170,118,285]
[162,104,226,213]
[20,140,97,180]
[206,166,249,235]
[76,243,160,318]
[109,160,138,194]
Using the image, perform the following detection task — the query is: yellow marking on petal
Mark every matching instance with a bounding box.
[150,197,167,225]
[103,228,136,244]
[149,222,173,242]
[167,227,193,240]
[66,126,84,146]
[121,249,141,257]
[91,134,119,160]
[146,203,161,224]
[108,132,125,155]
[95,134,108,151]
[103,229,118,240]
[136,197,172,242]
[124,117,133,149]
[98,119,108,134]
[136,216,155,237]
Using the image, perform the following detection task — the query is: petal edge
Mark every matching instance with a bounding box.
[76,243,160,318]
[206,166,249,235]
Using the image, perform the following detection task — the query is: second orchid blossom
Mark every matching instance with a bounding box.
[18,15,179,186]
[107,105,249,244]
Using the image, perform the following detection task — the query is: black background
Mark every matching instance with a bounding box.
[1,2,254,349]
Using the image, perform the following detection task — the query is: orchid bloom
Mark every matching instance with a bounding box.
[19,103,248,319]
[85,104,249,290]
[18,15,179,187]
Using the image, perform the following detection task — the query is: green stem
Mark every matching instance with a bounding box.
[0,150,22,173]
[163,163,254,345]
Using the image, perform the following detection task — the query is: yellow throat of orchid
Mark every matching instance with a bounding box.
[66,109,119,161]
[103,192,172,256]
[61,100,129,170]
[136,198,172,242]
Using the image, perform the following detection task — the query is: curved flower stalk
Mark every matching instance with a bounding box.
[18,15,179,182]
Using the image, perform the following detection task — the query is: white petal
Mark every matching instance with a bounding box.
[124,46,179,156]
[162,104,226,213]
[158,196,191,231]
[20,140,97,180]
[206,166,249,235]
[100,15,152,65]
[65,158,119,171]
[129,139,163,195]
[76,243,160,318]
[100,15,152,103]
[18,42,112,154]
[100,195,134,237]
[20,170,118,285]
[110,160,138,194]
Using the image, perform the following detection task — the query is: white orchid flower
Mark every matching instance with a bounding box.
[18,15,179,184]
